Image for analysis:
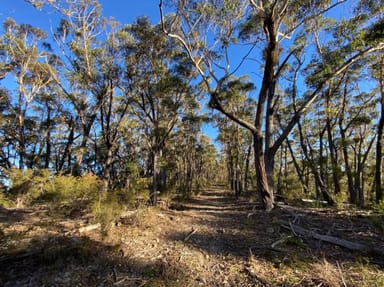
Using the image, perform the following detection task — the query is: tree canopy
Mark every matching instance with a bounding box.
[0,0,383,209]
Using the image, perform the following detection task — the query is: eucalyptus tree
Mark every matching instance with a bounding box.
[0,18,55,169]
[304,4,384,205]
[47,0,110,175]
[89,21,137,190]
[159,0,384,210]
[0,88,12,171]
[124,17,196,204]
[363,12,384,203]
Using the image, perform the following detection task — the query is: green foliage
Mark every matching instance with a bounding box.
[7,169,103,214]
[375,200,384,213]
[364,19,384,44]
[333,191,349,208]
[7,169,50,205]
[0,190,13,208]
[91,190,126,238]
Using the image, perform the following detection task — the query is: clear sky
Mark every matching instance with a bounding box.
[0,0,161,27]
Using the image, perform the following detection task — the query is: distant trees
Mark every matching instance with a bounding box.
[123,17,197,204]
[160,0,384,209]
[0,0,218,202]
[0,18,55,170]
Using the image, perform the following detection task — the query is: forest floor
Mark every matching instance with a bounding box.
[1,187,384,286]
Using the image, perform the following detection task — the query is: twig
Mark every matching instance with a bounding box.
[288,221,298,236]
[113,277,143,286]
[183,228,197,242]
[271,236,291,249]
[336,261,347,287]
[78,223,101,233]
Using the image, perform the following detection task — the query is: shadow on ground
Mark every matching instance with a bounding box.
[167,189,384,269]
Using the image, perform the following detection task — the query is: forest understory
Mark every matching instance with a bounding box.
[0,187,383,287]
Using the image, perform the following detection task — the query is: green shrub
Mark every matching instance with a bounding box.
[7,169,52,205]
[6,169,104,214]
[91,187,143,238]
[377,200,384,213]
[0,190,14,208]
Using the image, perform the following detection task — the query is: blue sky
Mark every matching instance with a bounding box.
[0,0,161,27]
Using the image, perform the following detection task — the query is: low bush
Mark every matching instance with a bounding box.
[6,169,103,215]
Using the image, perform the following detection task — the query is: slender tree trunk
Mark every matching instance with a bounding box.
[44,105,52,169]
[57,118,75,173]
[339,84,357,204]
[318,128,327,192]
[355,142,364,206]
[326,116,341,194]
[150,149,159,205]
[244,142,252,192]
[72,113,97,176]
[340,125,356,203]
[376,104,384,203]
[276,143,284,196]
[18,107,26,170]
[376,58,384,203]
[286,139,309,193]
[298,121,334,205]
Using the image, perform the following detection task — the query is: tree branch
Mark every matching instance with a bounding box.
[270,43,384,156]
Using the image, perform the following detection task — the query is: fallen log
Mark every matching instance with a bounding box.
[280,220,384,257]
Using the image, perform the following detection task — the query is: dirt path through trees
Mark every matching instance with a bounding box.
[1,187,384,286]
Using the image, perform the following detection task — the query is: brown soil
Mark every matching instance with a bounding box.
[1,188,384,286]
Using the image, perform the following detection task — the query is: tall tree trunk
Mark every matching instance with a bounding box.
[103,146,114,192]
[252,13,279,211]
[286,139,309,194]
[326,115,341,194]
[298,121,334,205]
[150,149,160,205]
[339,84,357,204]
[354,141,364,206]
[376,58,384,203]
[318,127,327,193]
[254,133,274,210]
[376,102,384,203]
[340,124,356,203]
[44,105,52,169]
[18,108,26,170]
[57,118,75,173]
[244,142,252,192]
[72,114,97,176]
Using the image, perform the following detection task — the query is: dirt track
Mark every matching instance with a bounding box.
[1,188,384,286]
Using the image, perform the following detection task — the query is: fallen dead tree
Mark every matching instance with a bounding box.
[280,220,384,257]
